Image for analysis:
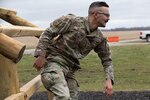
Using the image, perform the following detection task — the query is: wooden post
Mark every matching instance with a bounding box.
[0,8,38,27]
[0,54,20,100]
[0,33,26,63]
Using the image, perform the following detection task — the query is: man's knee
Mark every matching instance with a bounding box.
[41,73,54,90]
[41,70,71,100]
[41,63,64,89]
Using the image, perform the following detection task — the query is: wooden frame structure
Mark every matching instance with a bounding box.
[0,7,53,100]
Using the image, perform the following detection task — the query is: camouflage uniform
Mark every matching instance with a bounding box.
[34,14,114,100]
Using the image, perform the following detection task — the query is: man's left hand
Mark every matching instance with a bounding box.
[104,79,113,97]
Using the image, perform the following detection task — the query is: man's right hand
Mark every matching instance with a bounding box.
[33,56,46,71]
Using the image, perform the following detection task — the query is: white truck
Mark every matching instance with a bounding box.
[139,30,150,42]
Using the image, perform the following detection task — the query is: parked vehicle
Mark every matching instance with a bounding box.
[139,31,150,42]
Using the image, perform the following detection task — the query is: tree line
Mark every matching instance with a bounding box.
[102,26,150,31]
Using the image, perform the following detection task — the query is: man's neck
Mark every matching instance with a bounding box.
[88,16,98,32]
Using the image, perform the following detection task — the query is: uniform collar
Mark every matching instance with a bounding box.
[84,17,91,34]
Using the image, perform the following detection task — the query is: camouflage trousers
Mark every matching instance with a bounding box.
[41,61,79,100]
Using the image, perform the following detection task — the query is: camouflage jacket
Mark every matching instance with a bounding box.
[34,14,114,83]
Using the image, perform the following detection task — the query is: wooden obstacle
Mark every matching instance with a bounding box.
[4,75,42,100]
[0,28,44,100]
[0,34,25,99]
[0,7,54,100]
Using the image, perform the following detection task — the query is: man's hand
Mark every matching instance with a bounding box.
[33,56,46,71]
[104,79,113,97]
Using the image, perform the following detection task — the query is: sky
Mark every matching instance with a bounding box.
[0,0,150,29]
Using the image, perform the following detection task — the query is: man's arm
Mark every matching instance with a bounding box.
[94,37,114,96]
[33,15,72,71]
[35,15,72,57]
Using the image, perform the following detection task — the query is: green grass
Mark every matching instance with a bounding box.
[17,55,40,86]
[17,44,150,91]
[111,44,150,91]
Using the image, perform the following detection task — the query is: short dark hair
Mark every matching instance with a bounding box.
[88,1,109,14]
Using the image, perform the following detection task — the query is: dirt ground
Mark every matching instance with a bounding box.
[13,31,140,49]
[30,91,150,100]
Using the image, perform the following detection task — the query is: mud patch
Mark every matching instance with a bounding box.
[29,91,150,100]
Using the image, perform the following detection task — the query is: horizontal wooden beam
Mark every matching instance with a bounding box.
[0,25,44,37]
[20,75,42,99]
[4,93,25,100]
[4,75,42,100]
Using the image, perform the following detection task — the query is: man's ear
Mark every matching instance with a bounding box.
[93,12,98,19]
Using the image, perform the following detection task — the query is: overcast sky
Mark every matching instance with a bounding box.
[0,0,150,29]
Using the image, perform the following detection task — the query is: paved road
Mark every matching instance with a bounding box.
[24,39,149,55]
[108,39,149,46]
[24,49,35,55]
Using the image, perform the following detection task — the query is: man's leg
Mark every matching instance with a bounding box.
[41,62,71,100]
[66,71,79,100]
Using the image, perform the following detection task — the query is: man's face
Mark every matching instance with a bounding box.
[94,6,110,27]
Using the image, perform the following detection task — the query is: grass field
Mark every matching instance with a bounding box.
[17,44,150,91]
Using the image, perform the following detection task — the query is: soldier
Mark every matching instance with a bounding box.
[33,1,114,100]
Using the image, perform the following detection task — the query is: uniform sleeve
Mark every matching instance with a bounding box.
[34,15,72,57]
[94,37,114,84]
